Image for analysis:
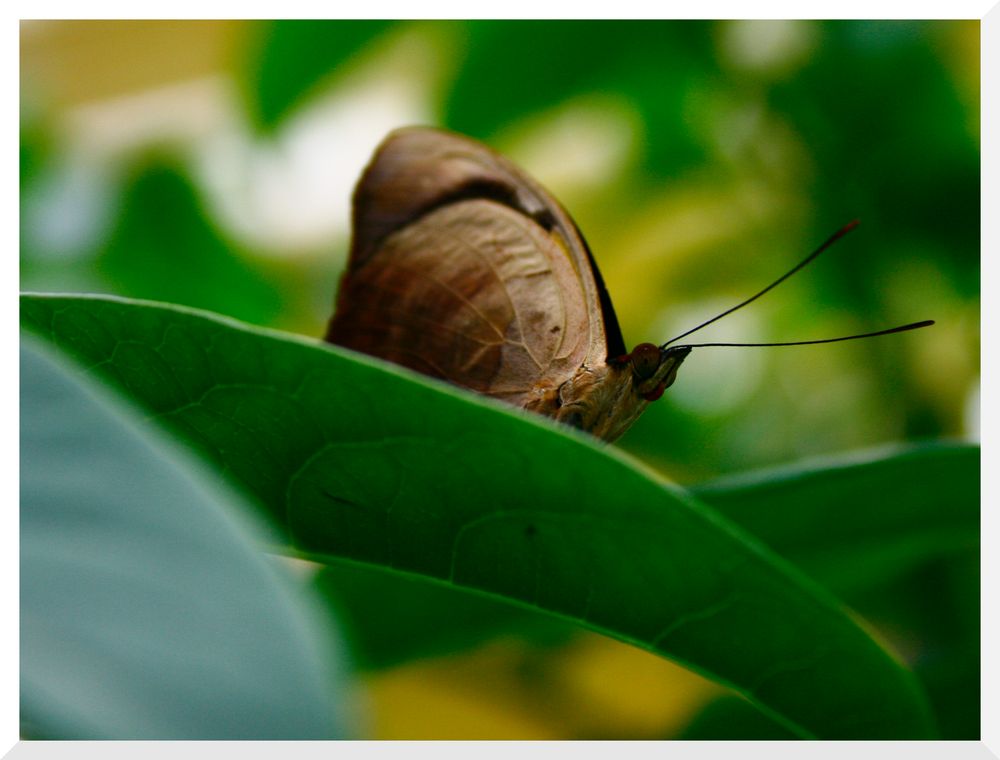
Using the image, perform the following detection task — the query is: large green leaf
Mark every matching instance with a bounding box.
[21,293,935,739]
[678,695,797,739]
[20,335,348,739]
[314,558,573,671]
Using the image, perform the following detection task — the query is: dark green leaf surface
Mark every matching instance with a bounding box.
[689,443,980,740]
[692,442,980,593]
[243,20,394,130]
[20,334,348,739]
[678,695,796,739]
[21,293,935,739]
[679,551,980,740]
[321,443,980,671]
[315,558,573,671]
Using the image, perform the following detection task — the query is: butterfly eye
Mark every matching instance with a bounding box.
[629,343,661,381]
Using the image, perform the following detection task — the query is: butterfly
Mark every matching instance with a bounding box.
[326,127,931,442]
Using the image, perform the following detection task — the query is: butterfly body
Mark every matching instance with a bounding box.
[327,127,687,442]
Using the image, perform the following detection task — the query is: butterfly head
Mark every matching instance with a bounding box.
[551,343,691,442]
[621,343,692,402]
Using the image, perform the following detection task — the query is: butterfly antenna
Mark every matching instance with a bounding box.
[661,220,860,348]
[676,320,934,348]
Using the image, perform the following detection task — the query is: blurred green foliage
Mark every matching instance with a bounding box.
[444,21,717,177]
[98,160,284,324]
[20,19,979,740]
[244,20,394,129]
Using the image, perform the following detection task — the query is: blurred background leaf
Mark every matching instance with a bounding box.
[243,20,394,130]
[96,157,284,324]
[19,19,979,739]
[443,21,718,177]
[20,335,350,739]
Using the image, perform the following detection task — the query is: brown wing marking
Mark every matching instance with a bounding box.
[327,199,591,405]
[335,127,612,369]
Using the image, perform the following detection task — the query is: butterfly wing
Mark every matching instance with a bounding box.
[326,127,626,409]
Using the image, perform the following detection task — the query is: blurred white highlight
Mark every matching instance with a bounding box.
[655,300,767,416]
[719,20,817,76]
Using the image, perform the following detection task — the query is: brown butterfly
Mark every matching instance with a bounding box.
[326,127,931,442]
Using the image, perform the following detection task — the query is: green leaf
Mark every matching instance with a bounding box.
[678,695,797,739]
[20,334,348,739]
[691,442,980,593]
[21,293,935,739]
[679,551,980,740]
[324,443,979,671]
[685,445,980,739]
[242,20,395,130]
[314,558,573,671]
